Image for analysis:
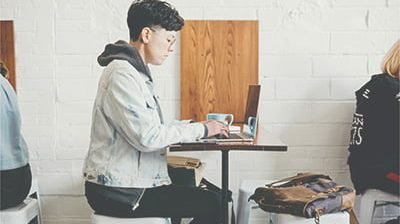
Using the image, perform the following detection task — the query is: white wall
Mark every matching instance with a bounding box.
[1,0,399,223]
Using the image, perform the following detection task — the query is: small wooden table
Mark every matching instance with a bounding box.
[169,127,287,224]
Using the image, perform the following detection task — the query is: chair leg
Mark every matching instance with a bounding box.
[28,216,39,224]
[359,196,375,224]
[171,217,181,224]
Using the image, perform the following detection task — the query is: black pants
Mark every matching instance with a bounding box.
[349,164,399,195]
[0,164,32,210]
[85,182,221,224]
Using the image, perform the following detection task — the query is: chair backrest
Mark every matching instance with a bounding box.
[91,213,171,224]
[359,189,400,224]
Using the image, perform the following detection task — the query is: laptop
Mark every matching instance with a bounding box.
[200,84,261,142]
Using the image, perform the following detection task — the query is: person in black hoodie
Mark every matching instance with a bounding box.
[348,39,400,196]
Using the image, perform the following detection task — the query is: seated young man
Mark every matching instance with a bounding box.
[83,1,229,223]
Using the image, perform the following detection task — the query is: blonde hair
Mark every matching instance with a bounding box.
[381,39,400,79]
[0,60,9,79]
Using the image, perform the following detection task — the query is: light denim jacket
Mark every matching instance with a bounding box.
[0,75,29,170]
[83,56,205,188]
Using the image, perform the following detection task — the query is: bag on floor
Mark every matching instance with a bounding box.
[248,173,356,221]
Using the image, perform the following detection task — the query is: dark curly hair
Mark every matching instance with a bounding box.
[127,0,184,41]
[0,60,9,79]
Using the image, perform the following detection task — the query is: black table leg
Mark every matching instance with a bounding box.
[221,150,229,224]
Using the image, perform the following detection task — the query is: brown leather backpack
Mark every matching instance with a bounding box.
[248,173,356,223]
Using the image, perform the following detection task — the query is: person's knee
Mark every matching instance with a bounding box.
[200,190,221,217]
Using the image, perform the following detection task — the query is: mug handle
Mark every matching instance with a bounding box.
[247,116,256,134]
[226,114,234,126]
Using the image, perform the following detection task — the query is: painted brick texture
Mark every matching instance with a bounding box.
[1,0,399,223]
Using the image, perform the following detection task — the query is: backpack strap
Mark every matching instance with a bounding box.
[349,209,359,224]
[266,173,331,187]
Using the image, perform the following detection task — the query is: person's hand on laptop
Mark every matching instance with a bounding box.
[202,120,229,138]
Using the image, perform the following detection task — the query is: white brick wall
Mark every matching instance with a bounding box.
[1,0,399,223]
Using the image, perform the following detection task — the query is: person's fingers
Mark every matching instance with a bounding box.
[203,120,230,137]
[221,129,229,137]
[217,123,229,137]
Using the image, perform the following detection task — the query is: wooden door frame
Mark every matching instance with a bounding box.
[0,20,16,91]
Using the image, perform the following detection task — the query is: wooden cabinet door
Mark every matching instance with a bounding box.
[0,20,16,90]
[180,20,258,123]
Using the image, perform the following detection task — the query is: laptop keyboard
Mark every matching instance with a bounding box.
[215,133,242,139]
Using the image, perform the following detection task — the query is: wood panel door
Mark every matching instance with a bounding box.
[180,20,258,123]
[0,20,16,90]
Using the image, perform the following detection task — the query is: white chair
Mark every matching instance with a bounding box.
[91,213,171,224]
[0,198,40,224]
[28,178,42,223]
[237,180,273,224]
[359,189,400,224]
[270,212,349,224]
[237,179,350,224]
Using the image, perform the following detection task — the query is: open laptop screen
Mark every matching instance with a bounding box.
[188,84,261,143]
[243,84,261,137]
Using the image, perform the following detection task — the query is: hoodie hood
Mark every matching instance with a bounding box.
[97,40,152,81]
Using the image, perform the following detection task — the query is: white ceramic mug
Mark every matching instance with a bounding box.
[206,113,234,125]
